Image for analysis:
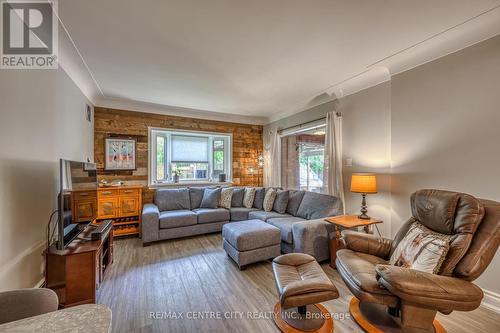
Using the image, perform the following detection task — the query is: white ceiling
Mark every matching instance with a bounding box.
[58,0,500,124]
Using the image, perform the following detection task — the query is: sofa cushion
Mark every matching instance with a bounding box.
[219,188,234,209]
[286,190,306,216]
[222,219,281,251]
[200,188,221,209]
[273,190,289,214]
[230,207,258,221]
[189,187,206,209]
[231,188,245,207]
[159,210,197,229]
[296,192,340,220]
[248,210,291,222]
[193,208,230,224]
[155,188,190,211]
[267,216,307,244]
[253,188,266,209]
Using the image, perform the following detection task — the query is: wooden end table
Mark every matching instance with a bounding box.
[324,215,383,269]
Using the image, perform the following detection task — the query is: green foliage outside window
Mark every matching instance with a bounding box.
[156,137,165,180]
[214,150,224,169]
[300,155,324,176]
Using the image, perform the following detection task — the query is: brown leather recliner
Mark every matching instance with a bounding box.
[336,189,500,333]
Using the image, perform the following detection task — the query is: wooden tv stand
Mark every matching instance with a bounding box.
[45,224,113,308]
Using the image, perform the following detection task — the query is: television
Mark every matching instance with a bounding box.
[57,159,97,249]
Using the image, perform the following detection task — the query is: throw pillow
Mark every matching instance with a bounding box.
[243,187,256,208]
[273,190,289,214]
[219,188,234,209]
[286,190,306,216]
[252,188,266,209]
[263,188,277,212]
[188,187,206,209]
[200,188,221,209]
[154,188,190,211]
[231,187,245,207]
[389,222,451,274]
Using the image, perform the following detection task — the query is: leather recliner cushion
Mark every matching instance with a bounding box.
[455,199,500,280]
[272,253,339,309]
[410,190,484,275]
[336,249,395,296]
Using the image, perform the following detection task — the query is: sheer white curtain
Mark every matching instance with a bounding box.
[324,111,345,212]
[264,128,281,187]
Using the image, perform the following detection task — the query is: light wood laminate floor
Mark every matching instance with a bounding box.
[97,234,500,333]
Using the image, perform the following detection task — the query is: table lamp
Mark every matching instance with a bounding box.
[350,173,377,219]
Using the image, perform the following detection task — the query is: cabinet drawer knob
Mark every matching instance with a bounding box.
[80,193,89,196]
[101,191,112,195]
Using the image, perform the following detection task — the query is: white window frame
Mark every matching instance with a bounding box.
[149,127,232,186]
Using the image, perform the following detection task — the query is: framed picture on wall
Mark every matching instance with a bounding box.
[105,138,136,170]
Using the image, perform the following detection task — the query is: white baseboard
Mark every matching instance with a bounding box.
[481,289,500,314]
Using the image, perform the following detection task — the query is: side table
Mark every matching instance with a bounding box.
[324,215,383,269]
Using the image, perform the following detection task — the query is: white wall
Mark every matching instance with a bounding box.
[0,69,94,291]
[266,34,500,297]
[391,35,500,294]
[339,82,392,237]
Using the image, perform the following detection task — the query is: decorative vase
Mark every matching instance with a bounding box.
[173,175,179,183]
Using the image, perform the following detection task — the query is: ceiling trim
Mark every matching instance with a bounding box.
[266,5,500,125]
[48,0,102,104]
[370,4,500,76]
[53,1,500,124]
[95,96,267,125]
[266,67,391,124]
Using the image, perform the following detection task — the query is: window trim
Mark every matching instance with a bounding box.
[148,127,232,186]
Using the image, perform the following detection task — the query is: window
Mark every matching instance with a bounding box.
[150,128,231,184]
[281,124,326,193]
[298,142,325,193]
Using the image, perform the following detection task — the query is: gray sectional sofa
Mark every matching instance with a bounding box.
[142,187,342,261]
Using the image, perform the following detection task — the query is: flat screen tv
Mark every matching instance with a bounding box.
[57,159,97,249]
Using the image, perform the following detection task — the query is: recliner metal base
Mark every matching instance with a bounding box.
[273,303,333,333]
[349,297,446,333]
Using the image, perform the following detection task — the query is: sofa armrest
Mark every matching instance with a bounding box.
[376,264,483,312]
[341,230,393,260]
[292,219,334,262]
[142,203,160,244]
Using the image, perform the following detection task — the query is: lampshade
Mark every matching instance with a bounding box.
[351,173,377,194]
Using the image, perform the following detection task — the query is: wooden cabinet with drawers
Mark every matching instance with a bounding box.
[96,186,143,237]
[71,189,97,223]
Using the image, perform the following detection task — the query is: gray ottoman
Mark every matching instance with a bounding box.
[223,219,281,269]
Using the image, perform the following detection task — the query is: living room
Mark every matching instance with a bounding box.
[0,1,499,332]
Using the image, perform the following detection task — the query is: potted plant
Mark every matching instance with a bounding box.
[172,169,180,183]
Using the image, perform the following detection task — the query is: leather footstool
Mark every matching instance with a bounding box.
[272,253,339,333]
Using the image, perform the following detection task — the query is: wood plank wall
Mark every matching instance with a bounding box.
[94,107,263,204]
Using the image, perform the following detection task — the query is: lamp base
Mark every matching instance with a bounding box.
[358,193,370,220]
